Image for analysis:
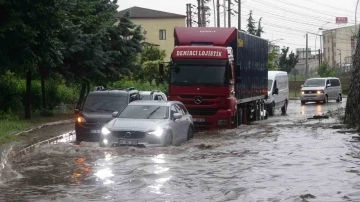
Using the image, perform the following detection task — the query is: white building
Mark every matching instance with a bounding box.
[322,25,358,69]
[296,48,313,60]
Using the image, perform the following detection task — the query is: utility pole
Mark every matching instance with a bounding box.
[197,0,201,27]
[238,0,241,30]
[223,0,226,27]
[201,0,206,27]
[227,0,231,27]
[337,49,342,74]
[305,33,308,79]
[319,35,323,65]
[217,0,220,27]
[318,49,321,67]
[186,4,190,27]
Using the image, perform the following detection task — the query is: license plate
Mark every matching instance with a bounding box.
[90,130,101,133]
[118,139,138,145]
[193,118,205,122]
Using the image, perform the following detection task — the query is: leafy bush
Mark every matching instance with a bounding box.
[0,71,79,114]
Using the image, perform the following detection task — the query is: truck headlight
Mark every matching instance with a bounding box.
[148,128,164,137]
[101,127,111,135]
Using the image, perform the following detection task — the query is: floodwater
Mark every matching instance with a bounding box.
[1,100,360,202]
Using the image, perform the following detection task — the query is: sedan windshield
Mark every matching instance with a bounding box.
[171,64,229,86]
[303,79,325,87]
[82,95,128,113]
[118,105,169,119]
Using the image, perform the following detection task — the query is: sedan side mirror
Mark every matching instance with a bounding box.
[112,111,119,118]
[74,108,80,114]
[326,84,331,87]
[173,113,182,120]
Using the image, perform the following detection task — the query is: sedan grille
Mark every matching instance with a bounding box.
[112,131,146,139]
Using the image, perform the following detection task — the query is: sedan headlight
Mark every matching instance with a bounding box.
[148,128,164,137]
[317,90,324,94]
[301,91,304,94]
[101,127,111,135]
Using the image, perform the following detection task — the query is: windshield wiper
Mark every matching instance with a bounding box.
[97,108,114,112]
[146,107,161,119]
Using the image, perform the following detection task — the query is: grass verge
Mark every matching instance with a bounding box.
[0,112,73,144]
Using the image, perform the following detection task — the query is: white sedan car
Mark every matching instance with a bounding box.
[100,100,194,147]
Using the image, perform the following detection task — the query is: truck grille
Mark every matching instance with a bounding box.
[187,108,218,116]
[112,131,146,139]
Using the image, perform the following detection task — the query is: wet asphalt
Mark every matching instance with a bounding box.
[1,99,360,202]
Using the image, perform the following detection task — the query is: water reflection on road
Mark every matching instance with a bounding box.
[1,99,360,201]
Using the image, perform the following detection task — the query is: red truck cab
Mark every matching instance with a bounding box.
[168,45,237,131]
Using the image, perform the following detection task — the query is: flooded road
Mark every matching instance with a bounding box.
[1,100,360,201]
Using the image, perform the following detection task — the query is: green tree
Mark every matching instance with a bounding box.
[247,10,257,35]
[246,10,263,36]
[140,45,166,84]
[0,0,67,118]
[278,47,299,73]
[256,17,264,37]
[317,60,335,77]
[268,49,279,71]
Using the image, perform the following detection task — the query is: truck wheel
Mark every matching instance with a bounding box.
[238,108,243,125]
[281,100,288,115]
[268,102,275,116]
[256,103,261,121]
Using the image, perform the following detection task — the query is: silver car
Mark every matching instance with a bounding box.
[99,100,194,147]
[300,77,342,105]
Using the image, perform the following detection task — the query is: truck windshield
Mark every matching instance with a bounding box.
[171,65,229,86]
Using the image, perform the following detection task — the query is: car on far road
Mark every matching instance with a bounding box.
[139,90,167,101]
[300,77,342,105]
[99,100,194,147]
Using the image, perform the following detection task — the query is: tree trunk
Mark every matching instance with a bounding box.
[76,79,87,109]
[41,75,46,109]
[344,29,360,127]
[25,71,32,119]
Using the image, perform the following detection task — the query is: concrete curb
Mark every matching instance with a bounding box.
[12,119,73,136]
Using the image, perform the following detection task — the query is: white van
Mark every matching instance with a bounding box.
[300,77,342,105]
[265,71,289,116]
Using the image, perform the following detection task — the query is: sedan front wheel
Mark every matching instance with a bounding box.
[163,132,173,147]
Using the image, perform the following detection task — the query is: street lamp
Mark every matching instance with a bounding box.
[315,22,330,65]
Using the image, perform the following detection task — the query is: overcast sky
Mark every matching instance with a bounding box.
[118,0,356,53]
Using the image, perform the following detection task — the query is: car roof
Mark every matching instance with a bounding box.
[307,77,339,79]
[128,100,181,106]
[88,90,131,96]
[139,91,163,94]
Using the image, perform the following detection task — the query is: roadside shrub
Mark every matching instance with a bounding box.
[0,71,23,112]
[40,109,55,117]
[0,71,79,115]
[110,79,168,95]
